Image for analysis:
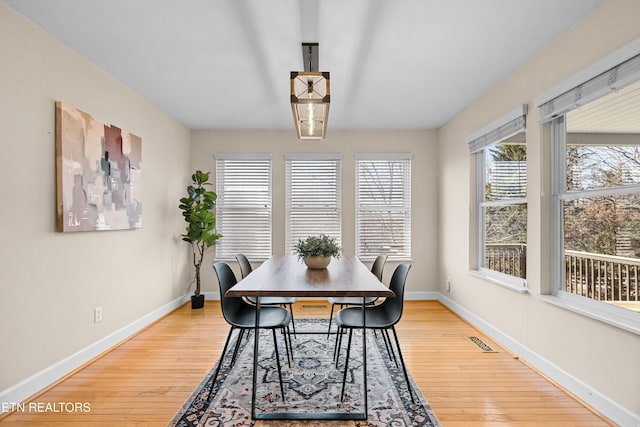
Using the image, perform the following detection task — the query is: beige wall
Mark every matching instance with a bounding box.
[0,3,191,393]
[191,130,439,295]
[438,0,640,418]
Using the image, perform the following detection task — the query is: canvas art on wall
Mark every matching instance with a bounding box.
[55,101,142,232]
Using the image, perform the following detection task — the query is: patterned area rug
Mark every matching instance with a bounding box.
[169,318,440,426]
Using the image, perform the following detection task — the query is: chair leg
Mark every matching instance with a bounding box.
[229,328,245,368]
[210,326,235,386]
[340,328,354,402]
[381,328,398,368]
[287,326,294,359]
[390,326,415,402]
[335,326,345,366]
[327,303,335,337]
[282,326,292,368]
[287,304,297,337]
[272,329,286,402]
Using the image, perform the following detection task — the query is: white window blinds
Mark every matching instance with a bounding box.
[215,154,272,260]
[285,154,342,254]
[467,105,528,153]
[535,38,640,123]
[356,153,412,260]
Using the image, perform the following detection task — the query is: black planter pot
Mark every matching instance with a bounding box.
[191,294,205,309]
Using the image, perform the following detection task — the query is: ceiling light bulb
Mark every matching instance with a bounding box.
[308,104,315,133]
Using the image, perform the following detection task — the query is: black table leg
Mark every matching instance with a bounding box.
[362,296,368,417]
[250,294,369,421]
[251,297,261,420]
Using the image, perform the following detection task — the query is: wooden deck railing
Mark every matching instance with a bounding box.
[485,246,640,303]
[485,244,526,279]
[565,250,640,302]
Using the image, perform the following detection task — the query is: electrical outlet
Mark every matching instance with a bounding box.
[94,307,103,323]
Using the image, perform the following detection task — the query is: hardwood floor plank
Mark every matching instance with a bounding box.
[0,300,613,426]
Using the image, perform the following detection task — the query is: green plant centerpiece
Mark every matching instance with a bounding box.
[294,234,341,269]
[179,170,222,308]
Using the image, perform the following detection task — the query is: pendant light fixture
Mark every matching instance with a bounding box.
[290,43,330,140]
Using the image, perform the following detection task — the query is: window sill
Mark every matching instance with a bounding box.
[539,292,640,336]
[470,269,529,294]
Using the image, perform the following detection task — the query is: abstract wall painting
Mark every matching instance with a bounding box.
[55,101,142,232]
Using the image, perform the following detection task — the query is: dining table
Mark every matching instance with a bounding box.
[225,254,395,421]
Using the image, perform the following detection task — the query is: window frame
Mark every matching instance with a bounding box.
[468,105,529,292]
[285,153,342,254]
[355,153,412,261]
[549,117,640,336]
[538,37,640,335]
[215,154,272,261]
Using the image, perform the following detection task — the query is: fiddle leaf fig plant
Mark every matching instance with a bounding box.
[179,170,222,298]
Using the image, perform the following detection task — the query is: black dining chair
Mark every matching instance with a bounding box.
[326,254,388,336]
[212,261,292,401]
[334,262,414,402]
[235,253,297,336]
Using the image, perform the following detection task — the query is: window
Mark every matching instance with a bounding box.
[549,81,640,315]
[285,154,342,253]
[215,154,272,260]
[537,45,640,329]
[355,154,411,260]
[468,105,528,289]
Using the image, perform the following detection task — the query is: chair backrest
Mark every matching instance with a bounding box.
[381,262,412,326]
[213,262,245,324]
[370,254,388,282]
[235,253,252,279]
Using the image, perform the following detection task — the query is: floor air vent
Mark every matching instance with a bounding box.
[465,336,497,353]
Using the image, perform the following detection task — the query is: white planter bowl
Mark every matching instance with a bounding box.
[303,256,331,269]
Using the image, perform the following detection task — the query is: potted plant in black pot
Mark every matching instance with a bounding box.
[294,234,341,269]
[179,170,222,309]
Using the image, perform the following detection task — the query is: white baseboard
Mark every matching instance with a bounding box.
[0,294,189,407]
[405,291,439,300]
[437,293,640,427]
[202,291,220,300]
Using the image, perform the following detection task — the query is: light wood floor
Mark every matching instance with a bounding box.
[1,300,613,426]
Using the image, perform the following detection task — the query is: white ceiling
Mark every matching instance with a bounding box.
[4,0,604,131]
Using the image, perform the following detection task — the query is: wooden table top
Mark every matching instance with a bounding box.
[225,255,395,298]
